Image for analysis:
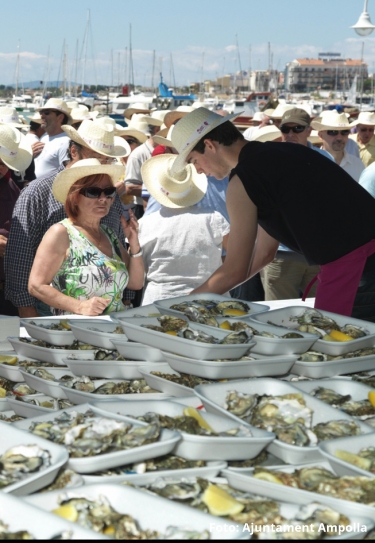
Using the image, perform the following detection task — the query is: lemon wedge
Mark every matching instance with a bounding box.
[368,391,375,408]
[52,504,79,522]
[103,526,115,535]
[202,484,244,516]
[335,450,372,471]
[165,330,178,336]
[0,355,18,365]
[253,471,283,484]
[219,320,231,330]
[60,320,71,330]
[0,387,6,398]
[222,309,247,317]
[322,334,338,342]
[183,407,215,433]
[328,330,353,342]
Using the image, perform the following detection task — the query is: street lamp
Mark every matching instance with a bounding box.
[351,0,375,36]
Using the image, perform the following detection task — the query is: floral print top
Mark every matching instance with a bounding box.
[51,219,129,315]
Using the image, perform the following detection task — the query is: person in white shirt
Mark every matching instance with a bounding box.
[34,99,71,178]
[312,112,364,182]
[138,154,230,305]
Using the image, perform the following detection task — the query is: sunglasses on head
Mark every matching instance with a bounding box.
[280,125,306,134]
[326,130,350,136]
[80,187,116,199]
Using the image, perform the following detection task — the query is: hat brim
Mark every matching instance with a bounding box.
[52,163,124,204]
[351,118,375,126]
[114,127,148,143]
[124,108,151,120]
[0,132,33,171]
[141,154,207,208]
[62,124,130,157]
[153,134,174,148]
[171,111,240,174]
[140,115,164,126]
[37,106,72,124]
[251,128,282,142]
[164,111,190,128]
[310,120,355,131]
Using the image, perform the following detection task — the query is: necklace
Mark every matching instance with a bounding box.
[74,224,103,248]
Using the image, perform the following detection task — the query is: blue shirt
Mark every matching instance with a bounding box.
[359,161,375,198]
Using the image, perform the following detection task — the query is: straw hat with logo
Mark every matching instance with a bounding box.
[311,111,355,131]
[124,102,152,120]
[0,124,33,171]
[170,107,240,173]
[0,107,26,128]
[141,154,207,208]
[37,98,73,124]
[62,119,130,157]
[351,111,375,126]
[52,158,124,204]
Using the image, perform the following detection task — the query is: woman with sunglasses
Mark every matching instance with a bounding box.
[28,158,144,316]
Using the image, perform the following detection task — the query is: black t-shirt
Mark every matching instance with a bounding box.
[230,141,375,265]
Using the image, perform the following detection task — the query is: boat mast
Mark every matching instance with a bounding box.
[128,24,134,90]
[74,40,79,97]
[15,40,20,96]
[81,10,90,93]
[235,34,244,95]
[151,49,155,90]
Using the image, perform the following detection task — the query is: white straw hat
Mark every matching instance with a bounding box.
[251,125,281,142]
[311,111,355,131]
[141,154,207,208]
[124,102,151,120]
[153,125,175,148]
[164,106,195,128]
[0,124,33,171]
[62,119,130,157]
[114,126,148,143]
[140,110,170,126]
[268,104,295,119]
[308,130,323,144]
[351,111,375,126]
[37,98,72,123]
[29,112,43,125]
[0,107,26,128]
[170,107,240,173]
[52,158,124,204]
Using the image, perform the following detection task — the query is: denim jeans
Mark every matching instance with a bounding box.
[35,300,53,317]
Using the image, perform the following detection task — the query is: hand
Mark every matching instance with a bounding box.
[31,141,45,157]
[121,209,140,247]
[0,235,7,257]
[77,297,110,316]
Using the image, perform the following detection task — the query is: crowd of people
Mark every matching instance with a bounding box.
[2,97,375,321]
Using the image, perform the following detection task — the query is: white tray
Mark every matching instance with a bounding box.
[198,318,318,356]
[7,337,96,366]
[0,397,11,411]
[194,378,373,464]
[110,338,166,362]
[63,356,158,380]
[13,403,181,474]
[155,292,269,319]
[222,464,375,523]
[111,303,161,319]
[0,420,69,495]
[292,351,375,379]
[91,399,274,461]
[161,350,297,379]
[291,379,374,416]
[138,364,208,397]
[20,318,76,346]
[82,460,227,485]
[319,433,375,478]
[116,317,255,360]
[0,492,108,539]
[250,306,375,356]
[68,319,127,349]
[59,378,171,404]
[24,482,246,539]
[0,351,43,382]
[20,368,76,400]
[8,394,66,417]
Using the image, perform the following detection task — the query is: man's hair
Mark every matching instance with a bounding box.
[192,121,243,154]
[29,121,40,132]
[67,140,84,160]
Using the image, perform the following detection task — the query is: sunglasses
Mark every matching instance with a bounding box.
[125,138,139,145]
[359,127,374,132]
[280,125,306,134]
[80,187,116,199]
[41,110,60,116]
[326,130,350,136]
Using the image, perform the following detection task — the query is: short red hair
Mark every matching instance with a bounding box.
[65,173,113,220]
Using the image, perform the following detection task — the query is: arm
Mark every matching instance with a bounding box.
[246,226,279,277]
[118,210,144,291]
[28,224,110,316]
[192,175,259,294]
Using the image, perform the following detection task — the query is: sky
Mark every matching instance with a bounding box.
[4,0,375,89]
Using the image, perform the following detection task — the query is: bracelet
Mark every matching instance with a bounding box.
[129,247,143,258]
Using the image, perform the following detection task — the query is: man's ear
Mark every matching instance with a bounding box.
[203,139,216,152]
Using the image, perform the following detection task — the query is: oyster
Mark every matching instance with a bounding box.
[310,387,351,406]
[150,371,213,388]
[298,351,328,362]
[157,315,189,332]
[341,324,368,339]
[312,420,361,441]
[0,444,50,489]
[93,381,130,395]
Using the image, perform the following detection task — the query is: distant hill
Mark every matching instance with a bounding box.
[11,81,75,90]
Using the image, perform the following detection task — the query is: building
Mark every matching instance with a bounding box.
[285,57,367,92]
